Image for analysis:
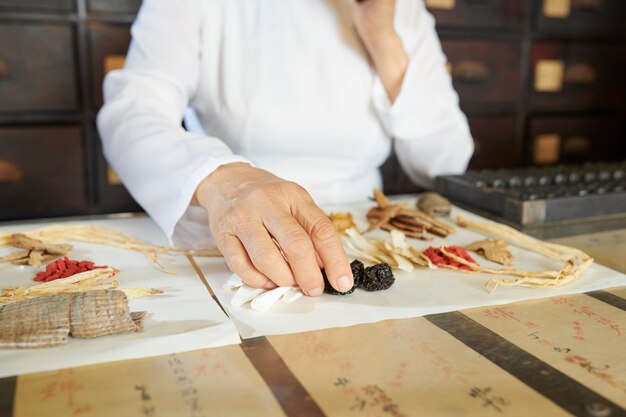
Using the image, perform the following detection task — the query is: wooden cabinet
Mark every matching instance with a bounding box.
[468,116,517,169]
[536,0,626,38]
[0,22,78,112]
[88,0,142,14]
[89,24,132,108]
[426,0,526,29]
[529,117,625,165]
[0,0,74,12]
[530,43,626,110]
[441,39,522,108]
[0,126,86,219]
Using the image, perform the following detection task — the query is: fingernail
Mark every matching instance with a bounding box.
[307,286,324,297]
[265,281,277,289]
[336,275,352,292]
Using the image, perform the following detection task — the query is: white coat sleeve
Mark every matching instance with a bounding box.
[371,0,474,188]
[96,0,250,243]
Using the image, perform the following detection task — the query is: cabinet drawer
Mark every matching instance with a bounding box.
[468,116,518,170]
[0,23,78,112]
[530,43,626,110]
[0,126,87,219]
[441,39,522,107]
[529,117,625,165]
[88,0,142,14]
[94,130,141,214]
[0,0,74,12]
[89,24,132,109]
[537,0,626,38]
[427,0,526,29]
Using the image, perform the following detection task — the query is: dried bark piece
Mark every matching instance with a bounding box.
[466,239,514,266]
[417,192,451,217]
[12,234,73,256]
[70,291,139,338]
[28,250,45,269]
[0,249,30,264]
[0,294,71,348]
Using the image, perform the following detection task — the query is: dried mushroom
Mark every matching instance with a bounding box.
[0,290,146,349]
[416,192,451,217]
[466,239,514,266]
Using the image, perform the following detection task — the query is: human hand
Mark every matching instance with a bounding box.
[195,162,354,296]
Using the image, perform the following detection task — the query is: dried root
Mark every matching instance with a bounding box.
[465,239,514,266]
[329,212,358,235]
[0,224,222,274]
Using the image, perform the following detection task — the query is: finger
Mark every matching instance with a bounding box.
[293,198,353,293]
[237,223,296,288]
[217,234,276,289]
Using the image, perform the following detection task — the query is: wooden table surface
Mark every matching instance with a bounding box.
[1,228,625,417]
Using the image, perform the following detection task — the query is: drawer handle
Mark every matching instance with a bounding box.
[572,0,604,10]
[0,160,25,184]
[453,61,489,83]
[103,55,126,75]
[564,63,596,84]
[0,59,9,78]
[562,136,591,155]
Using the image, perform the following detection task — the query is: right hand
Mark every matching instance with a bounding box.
[194,162,354,296]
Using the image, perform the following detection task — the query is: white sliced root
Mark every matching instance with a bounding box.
[231,285,266,308]
[122,287,165,299]
[250,287,293,312]
[223,274,243,290]
[281,287,304,304]
[391,253,414,272]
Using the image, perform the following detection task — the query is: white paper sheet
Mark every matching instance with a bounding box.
[201,202,626,339]
[0,216,241,378]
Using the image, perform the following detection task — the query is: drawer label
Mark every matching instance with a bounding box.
[534,134,561,165]
[543,0,572,18]
[535,60,565,92]
[426,0,455,10]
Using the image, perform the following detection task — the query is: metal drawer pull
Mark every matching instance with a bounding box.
[0,160,25,184]
[564,63,596,84]
[0,60,9,78]
[572,0,604,10]
[453,60,490,83]
[562,136,591,155]
[425,0,456,10]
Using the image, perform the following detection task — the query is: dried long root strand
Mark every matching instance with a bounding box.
[0,224,223,272]
[485,258,593,293]
[0,249,30,264]
[439,246,594,293]
[1,267,162,304]
[456,214,590,262]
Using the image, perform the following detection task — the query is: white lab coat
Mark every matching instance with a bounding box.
[97,0,473,247]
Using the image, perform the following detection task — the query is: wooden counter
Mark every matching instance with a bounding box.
[1,228,625,417]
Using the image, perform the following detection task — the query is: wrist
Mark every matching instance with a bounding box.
[194,162,251,209]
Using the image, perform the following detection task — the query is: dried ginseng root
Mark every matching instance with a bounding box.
[0,224,221,274]
[416,192,451,217]
[465,239,514,266]
[0,267,163,305]
[0,290,146,349]
[0,234,73,268]
[366,189,454,239]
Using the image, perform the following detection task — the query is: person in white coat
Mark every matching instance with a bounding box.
[97,0,474,297]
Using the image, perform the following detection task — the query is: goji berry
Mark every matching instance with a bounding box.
[32,258,108,282]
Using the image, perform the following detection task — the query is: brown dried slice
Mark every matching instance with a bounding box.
[70,291,139,338]
[12,233,73,255]
[0,249,30,264]
[329,212,358,235]
[466,239,514,266]
[0,294,71,348]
